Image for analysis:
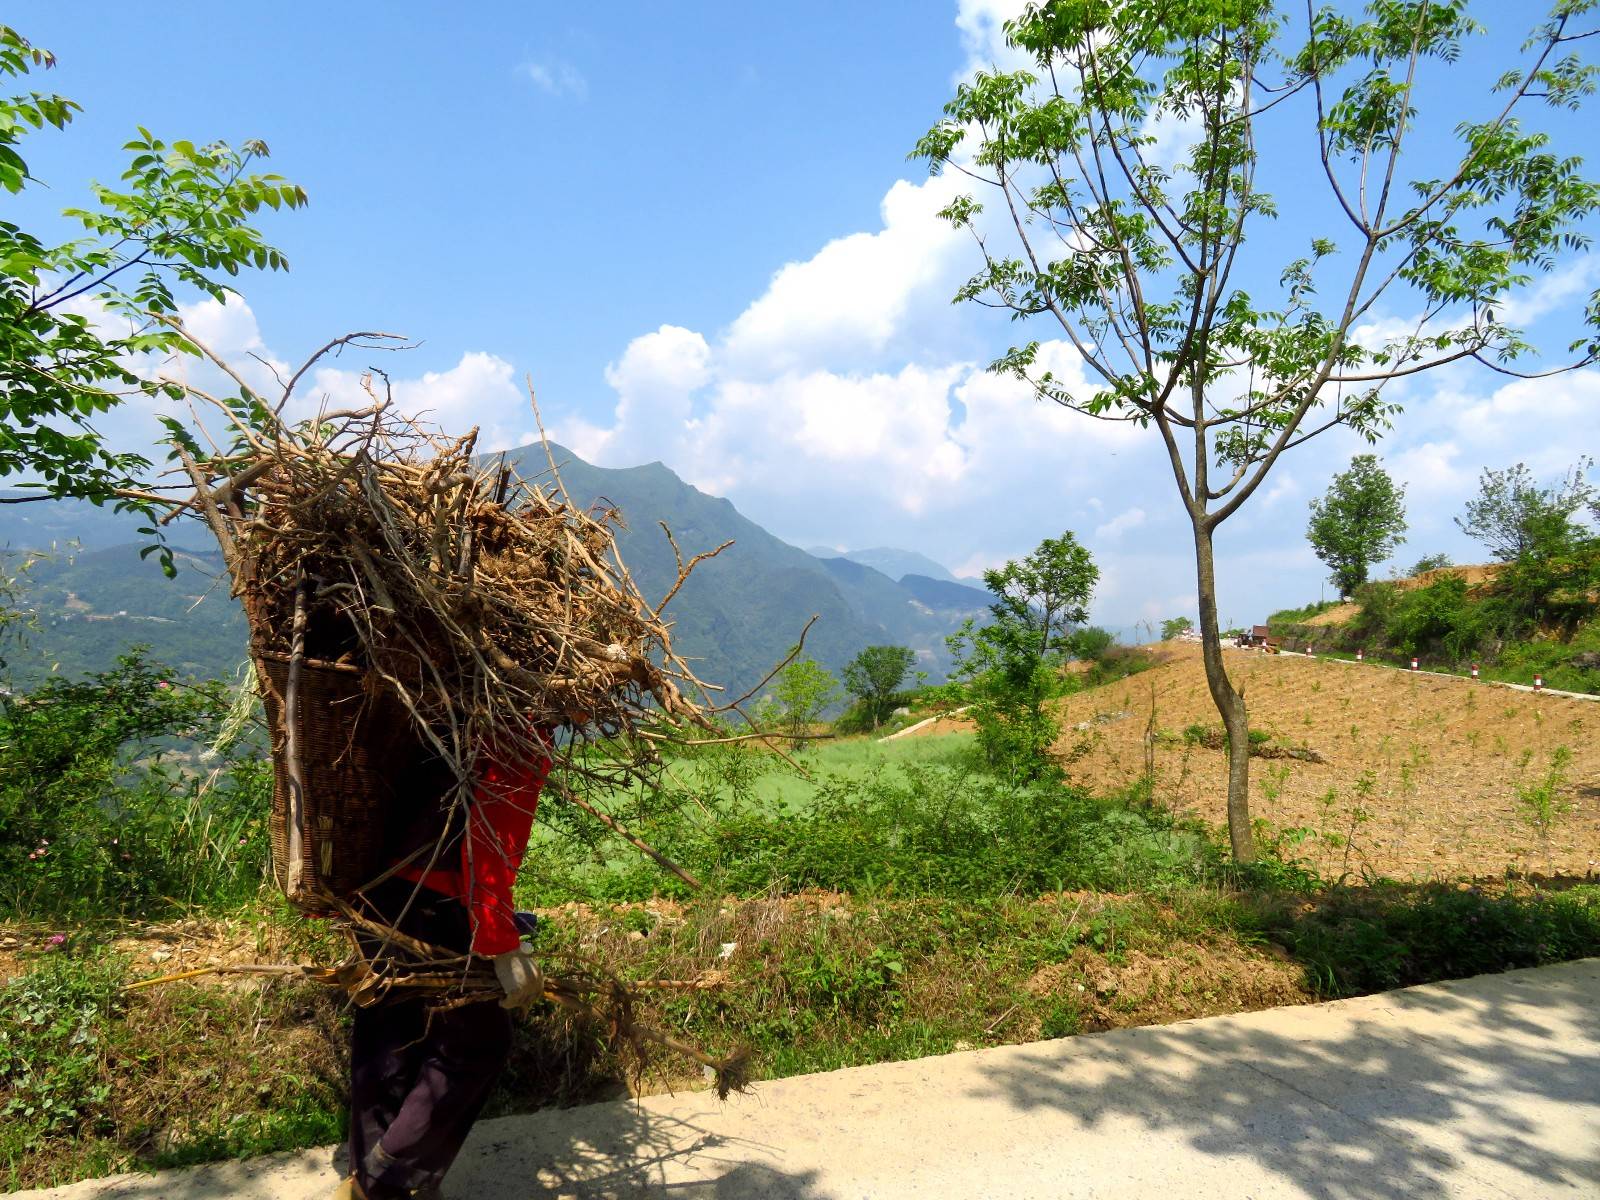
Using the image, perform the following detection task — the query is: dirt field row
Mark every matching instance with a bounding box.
[922,643,1600,880]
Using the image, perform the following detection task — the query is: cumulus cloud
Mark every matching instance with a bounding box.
[1094,507,1147,540]
[954,0,1032,77]
[722,175,968,375]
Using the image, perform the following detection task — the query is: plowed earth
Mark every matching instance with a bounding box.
[921,643,1600,881]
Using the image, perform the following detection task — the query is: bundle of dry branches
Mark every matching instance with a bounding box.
[143,323,777,1093]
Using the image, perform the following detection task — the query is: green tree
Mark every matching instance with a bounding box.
[768,655,840,737]
[1307,455,1408,598]
[1066,624,1115,661]
[981,532,1098,658]
[948,532,1100,781]
[0,25,303,536]
[1408,553,1454,577]
[1455,460,1594,562]
[841,645,917,729]
[1161,616,1194,640]
[916,1,1600,860]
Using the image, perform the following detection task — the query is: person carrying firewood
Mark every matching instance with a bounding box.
[333,732,555,1200]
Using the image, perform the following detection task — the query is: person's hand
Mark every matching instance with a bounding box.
[492,948,544,1010]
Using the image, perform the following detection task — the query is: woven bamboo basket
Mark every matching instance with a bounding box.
[256,653,411,913]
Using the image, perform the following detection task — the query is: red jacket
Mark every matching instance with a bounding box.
[396,751,551,956]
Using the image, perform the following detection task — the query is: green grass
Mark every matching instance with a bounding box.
[12,668,1600,1191]
[526,732,1221,904]
[708,732,976,813]
[1267,599,1343,624]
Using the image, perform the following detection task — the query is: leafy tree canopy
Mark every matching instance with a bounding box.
[1307,454,1408,598]
[915,0,1599,860]
[768,655,840,736]
[841,645,917,729]
[1161,616,1195,640]
[1456,459,1594,562]
[0,24,303,537]
[981,531,1098,661]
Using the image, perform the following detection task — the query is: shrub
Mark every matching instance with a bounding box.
[1268,883,1600,997]
[0,652,268,917]
[1067,625,1116,660]
[590,763,1221,901]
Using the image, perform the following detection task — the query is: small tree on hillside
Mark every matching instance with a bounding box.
[948,532,1100,781]
[1307,455,1408,598]
[842,645,916,729]
[1456,460,1594,562]
[1161,616,1194,640]
[1408,553,1453,577]
[768,655,840,738]
[1066,624,1115,661]
[982,531,1098,658]
[916,1,1600,860]
[1457,460,1600,631]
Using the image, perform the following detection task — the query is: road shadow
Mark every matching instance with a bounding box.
[963,961,1600,1198]
[444,1098,828,1198]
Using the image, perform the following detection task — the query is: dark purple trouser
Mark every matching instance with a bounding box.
[349,879,512,1199]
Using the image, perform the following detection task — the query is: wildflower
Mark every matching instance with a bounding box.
[157,681,170,690]
[47,934,65,945]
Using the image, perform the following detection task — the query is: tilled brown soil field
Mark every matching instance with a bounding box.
[1048,644,1600,880]
[911,643,1599,879]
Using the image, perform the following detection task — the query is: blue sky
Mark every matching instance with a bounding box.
[9,1,1599,629]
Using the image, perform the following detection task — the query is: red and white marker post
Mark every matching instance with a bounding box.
[1410,656,1419,672]
[1534,673,1544,693]
[1356,648,1364,662]
[1471,662,1480,680]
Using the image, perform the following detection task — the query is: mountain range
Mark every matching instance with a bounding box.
[0,445,993,695]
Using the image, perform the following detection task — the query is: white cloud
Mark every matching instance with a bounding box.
[566,325,711,465]
[1094,507,1146,540]
[309,351,530,453]
[954,0,1032,77]
[1456,370,1600,459]
[722,175,967,375]
[1389,440,1467,497]
[518,59,587,99]
[1261,474,1299,509]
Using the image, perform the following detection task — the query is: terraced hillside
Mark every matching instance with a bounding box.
[1064,645,1600,879]
[919,643,1600,880]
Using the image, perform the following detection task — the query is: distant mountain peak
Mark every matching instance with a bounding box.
[804,545,959,584]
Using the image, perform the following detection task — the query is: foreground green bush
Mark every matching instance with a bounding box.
[573,763,1221,902]
[0,652,270,918]
[1259,882,1600,996]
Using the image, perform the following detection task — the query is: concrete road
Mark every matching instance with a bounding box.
[18,959,1600,1200]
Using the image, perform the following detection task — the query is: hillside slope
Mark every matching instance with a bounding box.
[1051,644,1600,880]
[1,447,987,690]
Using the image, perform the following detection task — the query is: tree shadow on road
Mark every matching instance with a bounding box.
[442,1097,828,1199]
[963,961,1600,1198]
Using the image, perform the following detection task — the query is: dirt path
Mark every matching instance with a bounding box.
[18,958,1599,1199]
